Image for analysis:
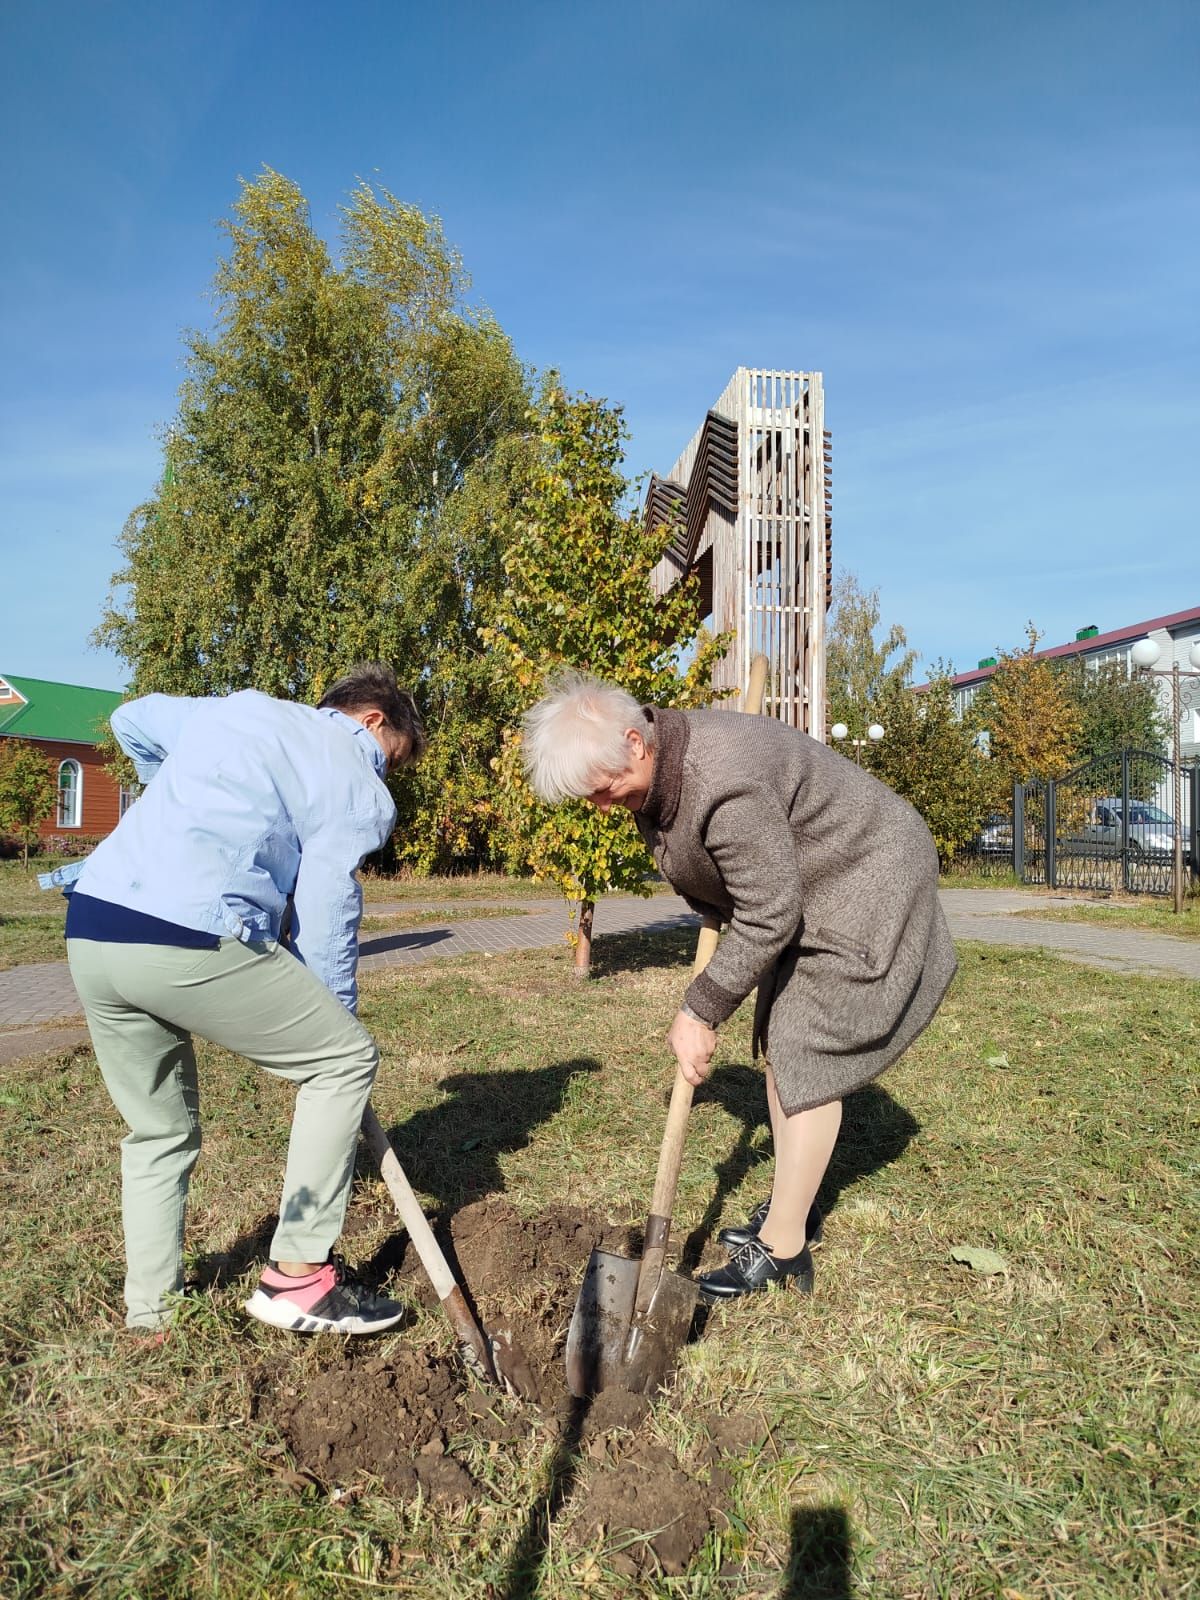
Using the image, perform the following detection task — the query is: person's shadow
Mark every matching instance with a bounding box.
[779,1505,853,1597]
[190,1057,598,1290]
[372,1058,600,1210]
[680,1071,920,1272]
[357,927,453,958]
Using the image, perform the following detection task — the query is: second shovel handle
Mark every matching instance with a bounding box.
[360,1103,496,1379]
[362,1103,457,1299]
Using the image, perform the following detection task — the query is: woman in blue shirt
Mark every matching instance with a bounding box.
[66,663,425,1337]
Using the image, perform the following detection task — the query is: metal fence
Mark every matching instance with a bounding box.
[946,749,1200,896]
[1014,749,1199,897]
[948,808,1019,880]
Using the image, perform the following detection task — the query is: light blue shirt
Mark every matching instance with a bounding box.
[73,690,397,1013]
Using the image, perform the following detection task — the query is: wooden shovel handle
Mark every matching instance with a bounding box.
[360,1103,497,1381]
[746,652,769,717]
[632,1064,695,1319]
[632,908,726,1314]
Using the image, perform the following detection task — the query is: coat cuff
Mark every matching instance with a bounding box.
[684,970,744,1027]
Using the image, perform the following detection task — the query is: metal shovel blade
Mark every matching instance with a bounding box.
[565,1247,699,1398]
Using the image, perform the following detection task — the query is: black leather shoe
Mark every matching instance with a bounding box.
[698,1237,814,1303]
[718,1200,823,1253]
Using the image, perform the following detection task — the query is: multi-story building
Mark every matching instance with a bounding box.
[945,606,1200,759]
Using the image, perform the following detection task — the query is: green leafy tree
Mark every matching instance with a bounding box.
[95,168,531,872]
[483,385,729,973]
[1062,658,1167,762]
[969,626,1082,798]
[0,741,56,866]
[865,674,993,867]
[826,573,917,735]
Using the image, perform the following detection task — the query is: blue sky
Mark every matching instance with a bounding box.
[1,0,1196,690]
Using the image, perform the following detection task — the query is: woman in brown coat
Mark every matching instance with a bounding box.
[523,673,957,1304]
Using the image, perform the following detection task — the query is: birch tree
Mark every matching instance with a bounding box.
[96,169,531,871]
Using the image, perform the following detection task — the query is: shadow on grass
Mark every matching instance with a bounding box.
[780,1504,853,1597]
[587,921,697,978]
[825,1083,920,1209]
[500,1446,853,1600]
[192,1060,600,1290]
[190,1213,278,1290]
[680,1074,920,1272]
[680,1064,772,1271]
[377,1058,601,1211]
[498,1394,592,1600]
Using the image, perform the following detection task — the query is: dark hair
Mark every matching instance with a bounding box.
[318,664,427,763]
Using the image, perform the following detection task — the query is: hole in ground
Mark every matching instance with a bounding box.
[253,1198,764,1581]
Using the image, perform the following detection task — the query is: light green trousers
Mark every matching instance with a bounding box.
[66,937,379,1329]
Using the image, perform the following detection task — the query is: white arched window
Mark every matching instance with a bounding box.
[57,759,82,828]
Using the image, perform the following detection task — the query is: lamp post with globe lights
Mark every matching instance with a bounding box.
[831,720,885,766]
[1129,636,1200,914]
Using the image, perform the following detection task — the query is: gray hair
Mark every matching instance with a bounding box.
[522,671,654,803]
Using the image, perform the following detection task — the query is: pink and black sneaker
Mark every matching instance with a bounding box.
[244,1259,406,1335]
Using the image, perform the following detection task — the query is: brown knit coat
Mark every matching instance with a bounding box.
[635,707,957,1114]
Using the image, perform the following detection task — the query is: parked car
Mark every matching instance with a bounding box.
[973,812,1013,856]
[1079,797,1175,856]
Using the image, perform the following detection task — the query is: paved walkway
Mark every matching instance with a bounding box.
[938,888,1200,979]
[356,895,692,969]
[1,888,1195,1057]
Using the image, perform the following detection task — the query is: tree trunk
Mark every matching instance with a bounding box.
[573,899,594,978]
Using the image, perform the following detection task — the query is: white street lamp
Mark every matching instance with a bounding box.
[830,720,883,765]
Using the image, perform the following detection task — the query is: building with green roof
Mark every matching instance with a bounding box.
[0,673,128,842]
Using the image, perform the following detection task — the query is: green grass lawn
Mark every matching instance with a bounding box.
[0,912,68,969]
[360,905,533,932]
[0,863,664,971]
[1013,900,1200,941]
[1,931,1196,1597]
[938,866,1026,891]
[0,860,69,969]
[360,870,559,904]
[359,871,671,905]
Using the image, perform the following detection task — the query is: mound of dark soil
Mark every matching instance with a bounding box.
[255,1198,762,1578]
[267,1346,480,1503]
[569,1439,716,1577]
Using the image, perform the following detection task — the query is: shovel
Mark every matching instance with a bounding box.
[361,1103,530,1393]
[564,655,769,1398]
[565,921,719,1397]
